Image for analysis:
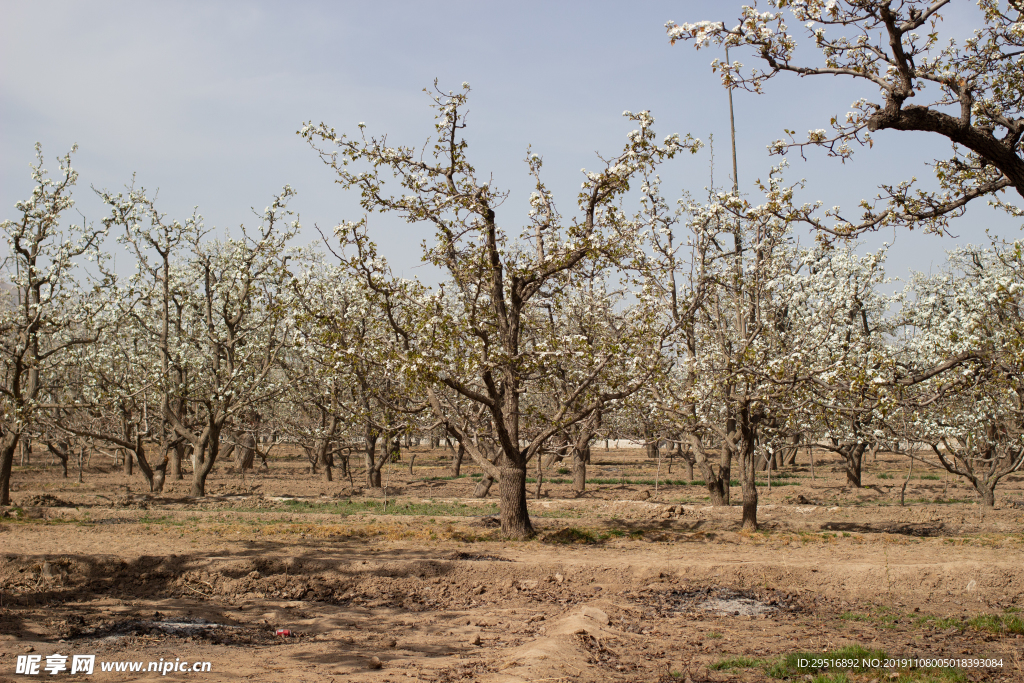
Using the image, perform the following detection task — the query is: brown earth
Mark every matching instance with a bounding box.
[1,445,1023,682]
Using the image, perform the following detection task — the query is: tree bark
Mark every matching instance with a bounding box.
[0,433,21,505]
[170,443,184,480]
[841,443,866,488]
[450,442,464,477]
[322,444,334,482]
[498,463,533,539]
[976,481,996,508]
[190,428,220,497]
[364,432,381,488]
[737,422,758,531]
[572,446,587,495]
[473,475,494,497]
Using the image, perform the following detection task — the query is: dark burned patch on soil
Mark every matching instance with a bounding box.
[446,551,512,562]
[822,521,948,537]
[626,585,803,618]
[18,494,75,507]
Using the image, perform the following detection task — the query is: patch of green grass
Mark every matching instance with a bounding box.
[557,467,570,475]
[706,631,723,639]
[842,607,1021,637]
[418,474,471,481]
[918,474,942,480]
[967,611,1024,635]
[878,472,894,480]
[709,655,763,671]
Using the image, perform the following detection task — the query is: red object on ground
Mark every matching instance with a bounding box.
[275,629,291,637]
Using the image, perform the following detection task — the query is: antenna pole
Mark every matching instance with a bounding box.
[726,45,739,194]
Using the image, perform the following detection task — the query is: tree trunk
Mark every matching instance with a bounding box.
[47,442,71,479]
[720,441,733,505]
[678,444,695,481]
[152,449,169,493]
[473,475,495,497]
[133,442,155,492]
[364,432,381,488]
[643,428,659,458]
[124,449,133,476]
[842,443,866,488]
[695,458,727,506]
[190,428,220,497]
[170,443,184,480]
[740,438,758,532]
[498,463,533,539]
[783,434,801,466]
[976,481,996,508]
[450,442,464,477]
[0,432,20,505]
[322,447,333,483]
[368,467,382,488]
[572,447,587,495]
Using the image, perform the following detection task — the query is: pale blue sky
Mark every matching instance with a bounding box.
[2,1,1018,280]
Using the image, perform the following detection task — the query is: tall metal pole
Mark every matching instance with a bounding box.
[726,45,739,194]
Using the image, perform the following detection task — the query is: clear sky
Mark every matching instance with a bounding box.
[2,1,1019,281]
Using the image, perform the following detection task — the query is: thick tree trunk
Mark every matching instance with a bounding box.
[233,433,256,471]
[364,432,381,488]
[498,463,533,539]
[842,443,866,488]
[782,434,801,466]
[976,482,996,508]
[190,429,220,497]
[572,447,587,495]
[696,458,728,506]
[190,448,208,496]
[368,468,382,488]
[0,433,20,506]
[645,435,659,459]
[124,449,133,476]
[151,449,168,493]
[170,443,184,480]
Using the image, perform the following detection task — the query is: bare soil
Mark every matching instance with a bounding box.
[1,446,1023,682]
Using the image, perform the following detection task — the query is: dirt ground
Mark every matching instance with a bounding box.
[1,445,1023,682]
